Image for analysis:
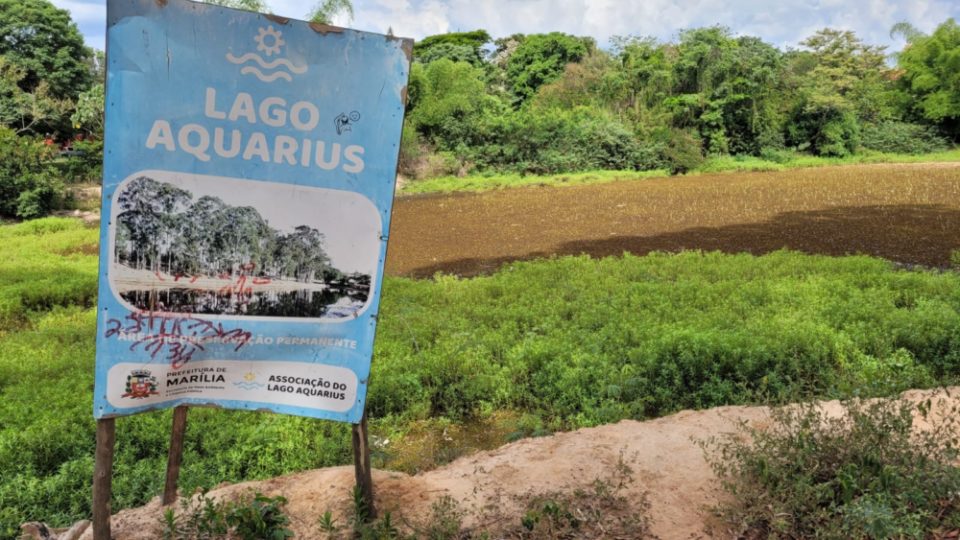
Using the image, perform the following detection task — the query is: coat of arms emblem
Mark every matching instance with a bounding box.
[122,369,159,399]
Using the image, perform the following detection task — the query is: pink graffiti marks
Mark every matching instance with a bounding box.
[216,263,272,296]
[104,312,252,369]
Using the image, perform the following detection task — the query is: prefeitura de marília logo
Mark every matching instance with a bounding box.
[226,24,308,83]
[122,369,159,399]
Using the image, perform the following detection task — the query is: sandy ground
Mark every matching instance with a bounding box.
[386,163,960,277]
[110,266,328,294]
[76,387,960,540]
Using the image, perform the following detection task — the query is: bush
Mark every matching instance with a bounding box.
[162,490,293,540]
[51,139,104,184]
[705,397,960,538]
[465,107,663,175]
[788,109,860,157]
[0,127,66,218]
[659,128,704,174]
[860,121,950,154]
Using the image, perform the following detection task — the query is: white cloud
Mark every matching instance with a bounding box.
[48,0,960,53]
[52,0,105,22]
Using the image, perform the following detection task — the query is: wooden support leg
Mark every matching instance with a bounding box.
[92,418,116,540]
[162,406,189,506]
[352,411,376,520]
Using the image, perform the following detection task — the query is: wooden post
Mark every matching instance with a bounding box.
[162,406,189,505]
[92,417,116,540]
[352,411,376,520]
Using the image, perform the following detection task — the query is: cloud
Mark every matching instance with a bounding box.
[50,0,960,53]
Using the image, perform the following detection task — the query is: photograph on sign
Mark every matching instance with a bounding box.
[109,171,379,320]
[93,0,412,424]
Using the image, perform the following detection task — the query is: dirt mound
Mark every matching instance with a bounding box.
[77,387,960,540]
[386,163,960,277]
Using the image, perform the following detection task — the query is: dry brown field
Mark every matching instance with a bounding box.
[386,162,960,277]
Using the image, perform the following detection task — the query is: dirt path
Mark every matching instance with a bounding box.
[386,163,960,277]
[77,387,960,540]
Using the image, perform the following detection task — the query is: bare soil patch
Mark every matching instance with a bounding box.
[77,387,960,540]
[386,163,960,277]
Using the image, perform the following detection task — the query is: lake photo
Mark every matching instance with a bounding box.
[109,172,381,320]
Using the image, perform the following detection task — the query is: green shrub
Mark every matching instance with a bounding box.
[860,121,950,154]
[162,490,293,540]
[0,127,66,219]
[704,397,960,538]
[51,139,104,184]
[659,128,704,174]
[788,109,860,157]
[451,107,663,175]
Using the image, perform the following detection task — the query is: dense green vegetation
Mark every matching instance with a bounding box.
[399,21,960,182]
[2,218,960,536]
[400,148,960,194]
[1,0,959,215]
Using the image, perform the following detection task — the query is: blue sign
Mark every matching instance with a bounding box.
[94,0,412,423]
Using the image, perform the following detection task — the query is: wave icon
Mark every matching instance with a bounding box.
[233,381,265,390]
[227,26,308,83]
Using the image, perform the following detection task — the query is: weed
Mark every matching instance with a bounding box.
[161,489,293,540]
[703,395,960,538]
[502,452,652,539]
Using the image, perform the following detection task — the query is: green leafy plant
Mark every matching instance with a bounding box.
[703,396,960,538]
[162,490,293,540]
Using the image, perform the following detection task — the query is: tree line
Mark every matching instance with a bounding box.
[400,21,959,177]
[0,0,958,218]
[115,176,342,284]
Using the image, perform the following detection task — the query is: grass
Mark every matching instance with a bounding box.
[400,168,669,194]
[399,148,960,195]
[2,218,960,537]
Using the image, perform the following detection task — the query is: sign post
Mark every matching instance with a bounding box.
[352,412,376,518]
[162,406,189,505]
[93,0,411,534]
[92,418,115,539]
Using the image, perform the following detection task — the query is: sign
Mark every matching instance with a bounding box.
[94,0,412,423]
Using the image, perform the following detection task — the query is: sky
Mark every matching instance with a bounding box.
[53,0,960,55]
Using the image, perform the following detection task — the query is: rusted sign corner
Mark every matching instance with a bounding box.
[309,22,345,35]
[400,85,408,106]
[265,13,290,25]
[155,0,168,6]
[399,39,414,62]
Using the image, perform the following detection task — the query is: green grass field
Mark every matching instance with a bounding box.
[1,218,960,536]
[400,149,960,194]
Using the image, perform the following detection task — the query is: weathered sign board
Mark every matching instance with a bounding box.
[94,0,412,424]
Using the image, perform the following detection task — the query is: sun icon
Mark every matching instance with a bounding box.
[255,26,284,57]
[243,372,256,382]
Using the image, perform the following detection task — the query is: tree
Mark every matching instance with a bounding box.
[895,18,960,139]
[505,33,593,104]
[70,84,104,135]
[407,59,488,146]
[414,30,492,66]
[0,0,91,99]
[0,55,72,135]
[309,0,353,24]
[784,29,891,156]
[200,0,269,11]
